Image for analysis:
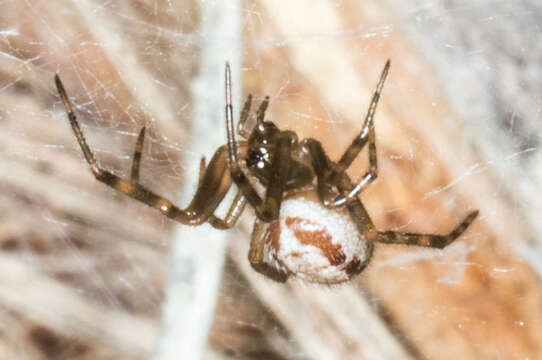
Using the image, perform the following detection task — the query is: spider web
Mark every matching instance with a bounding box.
[0,0,541,359]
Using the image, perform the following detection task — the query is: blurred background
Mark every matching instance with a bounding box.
[1,0,541,359]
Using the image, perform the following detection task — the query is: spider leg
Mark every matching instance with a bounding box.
[333,165,478,249]
[130,126,146,183]
[302,138,342,206]
[305,136,477,251]
[198,156,207,183]
[256,96,270,124]
[237,94,269,138]
[197,156,247,229]
[329,60,390,207]
[225,63,292,222]
[331,124,377,207]
[305,138,376,234]
[303,139,376,271]
[56,74,240,226]
[237,94,252,138]
[374,210,479,248]
[248,219,289,282]
[337,60,389,170]
[208,192,247,229]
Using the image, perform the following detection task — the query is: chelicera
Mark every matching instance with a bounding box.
[55,61,478,284]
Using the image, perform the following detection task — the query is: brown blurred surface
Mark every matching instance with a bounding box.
[0,1,541,359]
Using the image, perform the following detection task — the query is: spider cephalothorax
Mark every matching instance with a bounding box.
[55,61,478,284]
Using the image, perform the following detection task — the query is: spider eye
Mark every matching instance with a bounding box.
[247,150,261,167]
[248,150,259,161]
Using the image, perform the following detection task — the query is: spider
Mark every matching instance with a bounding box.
[55,61,478,284]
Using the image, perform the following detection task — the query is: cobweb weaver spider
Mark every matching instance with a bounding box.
[55,61,478,284]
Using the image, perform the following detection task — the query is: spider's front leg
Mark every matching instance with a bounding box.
[224,64,292,222]
[56,74,241,227]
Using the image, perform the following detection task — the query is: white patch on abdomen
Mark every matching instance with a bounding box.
[262,194,371,284]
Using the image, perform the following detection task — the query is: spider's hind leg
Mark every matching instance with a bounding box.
[375,210,479,249]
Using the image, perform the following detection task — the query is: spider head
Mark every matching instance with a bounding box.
[246,121,281,182]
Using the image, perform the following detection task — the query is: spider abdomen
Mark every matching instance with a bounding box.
[262,192,372,284]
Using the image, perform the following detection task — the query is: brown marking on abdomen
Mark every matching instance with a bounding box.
[285,217,346,266]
